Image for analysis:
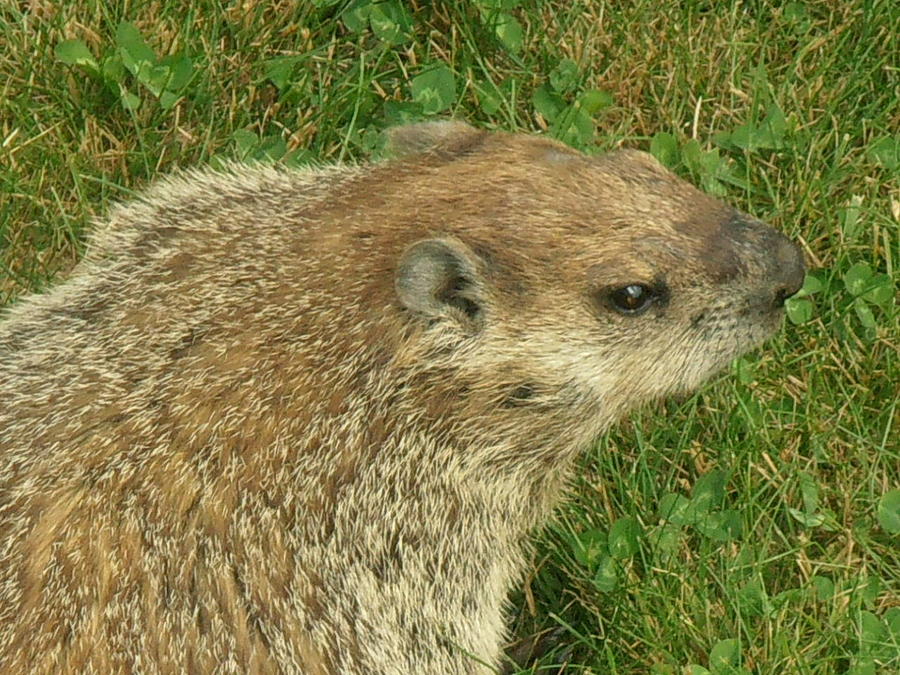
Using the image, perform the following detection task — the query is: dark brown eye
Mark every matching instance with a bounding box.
[608,284,656,315]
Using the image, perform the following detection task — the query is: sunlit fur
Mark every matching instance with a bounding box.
[0,122,803,673]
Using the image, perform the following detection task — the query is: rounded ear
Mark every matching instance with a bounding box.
[395,238,486,326]
[385,121,486,158]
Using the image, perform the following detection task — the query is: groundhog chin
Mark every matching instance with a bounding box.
[565,306,785,411]
[674,312,786,395]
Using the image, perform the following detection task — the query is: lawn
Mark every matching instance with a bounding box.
[1,1,897,672]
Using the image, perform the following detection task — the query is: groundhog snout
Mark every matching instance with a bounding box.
[770,232,806,306]
[753,223,806,308]
[719,213,805,307]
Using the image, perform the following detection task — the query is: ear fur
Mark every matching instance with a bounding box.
[386,121,486,158]
[395,238,485,326]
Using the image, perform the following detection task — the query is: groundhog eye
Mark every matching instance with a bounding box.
[608,284,656,315]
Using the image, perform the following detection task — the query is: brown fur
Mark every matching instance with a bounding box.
[0,122,804,673]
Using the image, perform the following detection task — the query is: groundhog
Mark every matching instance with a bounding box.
[0,121,804,673]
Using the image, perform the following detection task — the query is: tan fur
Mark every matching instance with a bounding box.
[0,122,804,673]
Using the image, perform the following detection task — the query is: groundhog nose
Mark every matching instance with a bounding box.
[771,233,806,307]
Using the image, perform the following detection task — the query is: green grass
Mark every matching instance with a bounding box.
[1,1,897,672]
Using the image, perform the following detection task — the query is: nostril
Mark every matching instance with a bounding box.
[773,286,792,308]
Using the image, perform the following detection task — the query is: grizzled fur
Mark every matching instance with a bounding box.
[0,122,804,673]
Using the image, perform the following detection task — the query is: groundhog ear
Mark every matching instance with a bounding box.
[395,238,485,325]
[386,121,485,158]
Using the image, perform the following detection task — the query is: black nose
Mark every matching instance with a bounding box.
[771,232,806,307]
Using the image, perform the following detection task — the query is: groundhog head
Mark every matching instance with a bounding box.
[388,121,804,425]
